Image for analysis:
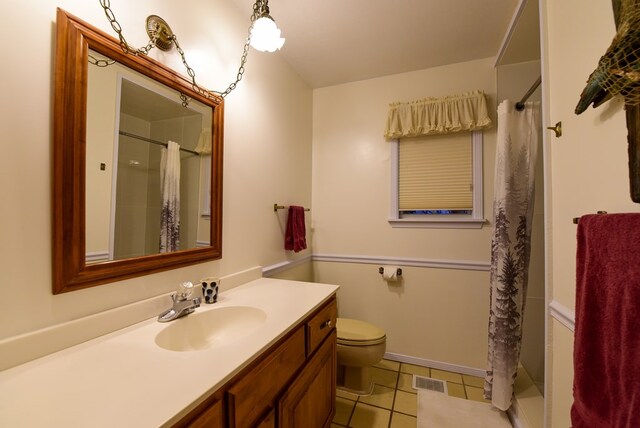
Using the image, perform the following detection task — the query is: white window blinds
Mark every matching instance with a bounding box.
[398,133,472,211]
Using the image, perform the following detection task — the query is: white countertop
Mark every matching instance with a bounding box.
[0,278,339,427]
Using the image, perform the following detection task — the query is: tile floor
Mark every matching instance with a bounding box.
[332,359,490,428]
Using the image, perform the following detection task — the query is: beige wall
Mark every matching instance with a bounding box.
[312,57,497,260]
[270,261,314,283]
[542,0,640,425]
[311,58,497,369]
[314,262,490,369]
[85,57,119,256]
[115,115,153,259]
[0,0,312,340]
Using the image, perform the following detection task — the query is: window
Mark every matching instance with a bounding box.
[389,130,485,229]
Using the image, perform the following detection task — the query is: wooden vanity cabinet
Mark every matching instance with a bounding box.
[278,329,336,428]
[182,398,224,428]
[305,298,337,357]
[175,296,337,428]
[227,327,306,428]
[173,392,225,428]
[255,408,276,428]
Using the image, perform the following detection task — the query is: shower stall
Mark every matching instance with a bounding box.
[495,61,545,394]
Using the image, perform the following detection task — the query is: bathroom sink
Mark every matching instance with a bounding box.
[155,306,267,352]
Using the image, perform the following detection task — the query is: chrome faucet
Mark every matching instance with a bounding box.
[158,282,201,322]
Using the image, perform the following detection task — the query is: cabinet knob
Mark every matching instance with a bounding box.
[320,320,332,329]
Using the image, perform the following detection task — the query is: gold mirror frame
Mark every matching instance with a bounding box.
[53,8,223,294]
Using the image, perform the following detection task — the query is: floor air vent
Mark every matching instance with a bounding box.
[412,375,448,394]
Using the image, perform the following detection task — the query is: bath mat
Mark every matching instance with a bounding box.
[417,389,512,428]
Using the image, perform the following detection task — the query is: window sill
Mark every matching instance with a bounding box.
[388,218,487,229]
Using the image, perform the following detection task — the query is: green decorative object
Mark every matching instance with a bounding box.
[575,0,640,114]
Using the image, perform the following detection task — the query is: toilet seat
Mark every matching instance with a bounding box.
[336,318,386,346]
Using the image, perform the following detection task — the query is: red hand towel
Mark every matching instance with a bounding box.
[285,206,307,253]
[571,213,640,428]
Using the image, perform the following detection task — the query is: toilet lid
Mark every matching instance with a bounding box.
[336,318,386,346]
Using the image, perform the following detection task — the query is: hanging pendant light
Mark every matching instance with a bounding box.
[97,0,286,99]
[249,0,285,52]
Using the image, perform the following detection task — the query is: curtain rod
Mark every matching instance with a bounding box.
[515,76,542,111]
[118,131,200,156]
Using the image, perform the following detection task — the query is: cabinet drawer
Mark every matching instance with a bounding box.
[227,326,305,428]
[306,298,337,356]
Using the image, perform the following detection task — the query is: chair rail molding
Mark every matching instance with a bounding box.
[312,253,490,271]
[262,255,313,277]
[549,299,575,332]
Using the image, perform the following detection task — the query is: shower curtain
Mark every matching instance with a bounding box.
[484,100,540,410]
[160,140,181,252]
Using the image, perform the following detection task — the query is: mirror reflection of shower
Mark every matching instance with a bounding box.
[113,78,205,260]
[84,51,213,265]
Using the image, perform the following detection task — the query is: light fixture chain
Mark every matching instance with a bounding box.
[97,0,268,99]
[217,2,263,98]
[169,19,255,100]
[214,23,254,98]
[99,0,158,55]
[88,54,116,67]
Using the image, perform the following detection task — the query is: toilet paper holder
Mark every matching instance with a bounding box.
[378,267,402,276]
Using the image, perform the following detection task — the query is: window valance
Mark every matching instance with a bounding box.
[384,90,492,139]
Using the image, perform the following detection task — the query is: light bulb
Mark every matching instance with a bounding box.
[250,16,285,52]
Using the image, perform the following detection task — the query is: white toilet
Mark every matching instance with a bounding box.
[336,318,387,395]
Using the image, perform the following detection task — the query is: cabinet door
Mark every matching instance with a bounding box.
[256,408,276,428]
[278,330,336,428]
[176,397,224,428]
[227,327,306,428]
[187,401,223,428]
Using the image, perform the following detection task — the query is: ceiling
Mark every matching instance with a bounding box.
[230,0,540,88]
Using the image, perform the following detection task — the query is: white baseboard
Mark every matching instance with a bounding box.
[383,351,486,377]
[195,240,210,248]
[85,250,110,263]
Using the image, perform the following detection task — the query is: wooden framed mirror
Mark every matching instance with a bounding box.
[53,8,223,294]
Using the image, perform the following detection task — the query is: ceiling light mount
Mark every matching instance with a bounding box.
[145,15,174,52]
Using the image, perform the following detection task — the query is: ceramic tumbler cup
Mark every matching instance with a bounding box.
[200,277,219,304]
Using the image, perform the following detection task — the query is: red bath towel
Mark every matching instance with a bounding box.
[285,205,307,253]
[571,213,640,428]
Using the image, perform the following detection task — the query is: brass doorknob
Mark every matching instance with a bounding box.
[547,121,562,138]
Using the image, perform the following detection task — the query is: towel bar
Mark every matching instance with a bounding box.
[273,203,310,212]
[573,210,608,224]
